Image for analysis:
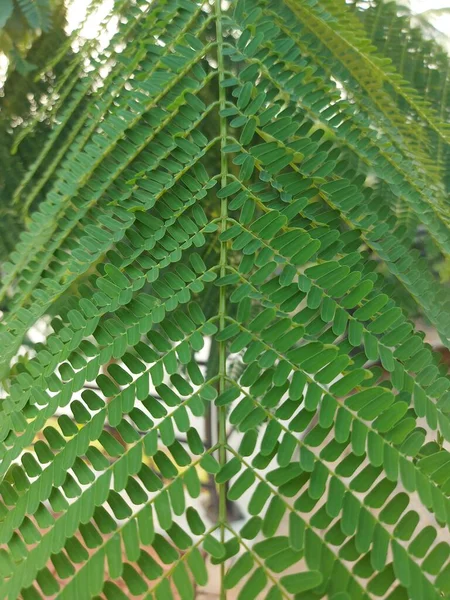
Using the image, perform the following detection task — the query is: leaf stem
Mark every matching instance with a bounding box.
[215,0,229,598]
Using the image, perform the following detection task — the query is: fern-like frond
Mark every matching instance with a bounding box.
[0,1,449,599]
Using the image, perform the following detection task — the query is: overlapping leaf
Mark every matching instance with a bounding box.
[0,1,449,599]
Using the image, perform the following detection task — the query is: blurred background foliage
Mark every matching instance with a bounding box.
[0,0,71,260]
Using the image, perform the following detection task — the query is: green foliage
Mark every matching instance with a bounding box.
[0,0,71,261]
[0,0,55,73]
[0,0,125,261]
[0,0,449,599]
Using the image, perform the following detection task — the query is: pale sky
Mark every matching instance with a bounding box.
[66,0,116,42]
[409,0,450,36]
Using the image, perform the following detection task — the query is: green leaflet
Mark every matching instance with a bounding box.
[280,570,323,594]
[0,0,449,599]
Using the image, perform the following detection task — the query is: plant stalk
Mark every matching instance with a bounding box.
[215,0,228,598]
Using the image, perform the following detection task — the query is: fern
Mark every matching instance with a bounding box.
[0,1,450,599]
